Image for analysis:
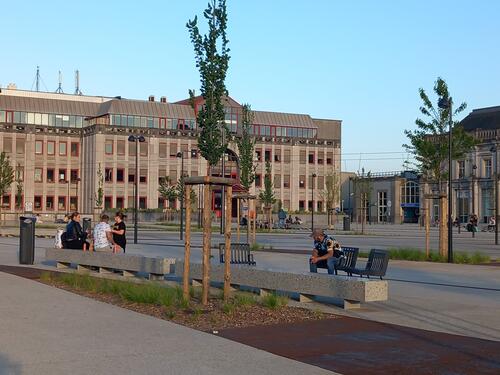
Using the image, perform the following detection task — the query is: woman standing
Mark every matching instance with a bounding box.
[112,212,127,253]
[63,212,90,250]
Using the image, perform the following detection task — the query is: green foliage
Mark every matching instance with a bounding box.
[258,160,276,207]
[95,163,104,208]
[374,247,491,264]
[404,77,476,188]
[15,164,23,210]
[233,292,257,307]
[158,177,178,208]
[0,151,14,202]
[187,0,231,167]
[260,293,288,310]
[222,302,236,315]
[236,104,256,190]
[250,243,261,251]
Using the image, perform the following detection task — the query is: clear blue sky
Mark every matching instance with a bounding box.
[1,0,500,173]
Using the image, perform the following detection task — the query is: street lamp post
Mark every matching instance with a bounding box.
[491,145,498,245]
[311,173,317,230]
[176,151,185,240]
[74,177,81,211]
[471,163,477,238]
[438,97,453,263]
[128,135,145,244]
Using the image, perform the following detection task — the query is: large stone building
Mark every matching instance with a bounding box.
[0,88,341,220]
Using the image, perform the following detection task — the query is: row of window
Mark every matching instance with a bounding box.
[250,125,317,139]
[0,195,79,211]
[35,140,80,156]
[255,149,335,165]
[0,110,87,128]
[34,168,79,183]
[457,159,494,179]
[109,114,197,131]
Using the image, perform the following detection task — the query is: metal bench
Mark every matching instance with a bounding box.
[218,243,256,265]
[45,248,176,280]
[346,249,389,279]
[335,247,359,275]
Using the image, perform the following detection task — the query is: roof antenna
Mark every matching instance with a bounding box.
[55,70,64,93]
[74,70,82,95]
[31,66,48,92]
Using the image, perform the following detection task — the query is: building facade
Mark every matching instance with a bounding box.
[0,88,341,220]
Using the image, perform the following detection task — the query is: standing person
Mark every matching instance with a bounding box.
[93,214,115,252]
[112,212,127,253]
[309,228,343,274]
[63,212,90,250]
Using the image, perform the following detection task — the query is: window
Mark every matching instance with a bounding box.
[140,169,147,183]
[318,151,324,165]
[283,200,290,210]
[264,150,271,162]
[299,200,305,211]
[255,149,262,162]
[15,194,23,209]
[104,196,113,209]
[274,150,281,162]
[47,141,55,155]
[191,148,199,159]
[34,196,42,210]
[70,169,79,182]
[378,191,388,222]
[70,142,79,157]
[169,169,177,182]
[484,159,492,178]
[308,200,313,211]
[158,197,165,209]
[401,181,420,205]
[116,169,124,182]
[15,166,24,182]
[35,141,43,154]
[128,173,135,183]
[308,152,315,164]
[255,174,262,187]
[116,197,124,209]
[69,196,78,211]
[59,141,67,156]
[16,138,25,154]
[274,174,281,188]
[105,168,113,182]
[46,196,54,211]
[1,195,10,209]
[59,169,67,182]
[3,137,12,153]
[458,160,465,179]
[129,142,136,156]
[326,152,333,165]
[284,150,291,163]
[299,175,306,189]
[159,143,167,158]
[317,176,324,190]
[139,197,147,209]
[140,142,148,156]
[46,169,55,183]
[283,175,290,188]
[105,140,114,155]
[117,140,125,156]
[317,201,323,212]
[34,168,43,182]
[170,143,178,157]
[299,150,306,164]
[58,196,66,211]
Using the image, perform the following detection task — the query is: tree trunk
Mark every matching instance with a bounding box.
[267,206,272,233]
[183,185,192,300]
[425,199,430,258]
[439,196,448,258]
[236,198,240,242]
[223,186,232,300]
[202,184,212,305]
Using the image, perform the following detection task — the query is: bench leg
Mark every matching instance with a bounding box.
[191,279,202,287]
[343,299,361,310]
[299,293,314,303]
[148,273,164,281]
[77,264,92,273]
[56,262,70,269]
[122,270,136,278]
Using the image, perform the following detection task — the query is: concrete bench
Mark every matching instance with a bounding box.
[45,248,175,280]
[176,261,388,309]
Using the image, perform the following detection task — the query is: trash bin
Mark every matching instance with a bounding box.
[343,216,351,231]
[82,218,92,233]
[19,216,35,265]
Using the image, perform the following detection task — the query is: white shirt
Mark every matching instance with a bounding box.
[93,222,112,249]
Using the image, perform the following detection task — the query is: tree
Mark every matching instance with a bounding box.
[236,104,256,190]
[353,170,372,234]
[321,173,340,228]
[0,152,14,223]
[258,160,276,232]
[158,177,178,208]
[95,163,104,208]
[15,164,23,212]
[187,0,230,169]
[404,77,476,192]
[175,177,197,212]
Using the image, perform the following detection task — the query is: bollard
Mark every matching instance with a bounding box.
[19,216,35,265]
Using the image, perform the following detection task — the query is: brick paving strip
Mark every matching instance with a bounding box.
[2,265,500,375]
[218,318,500,375]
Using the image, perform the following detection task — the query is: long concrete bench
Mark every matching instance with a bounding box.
[45,248,175,280]
[176,261,388,309]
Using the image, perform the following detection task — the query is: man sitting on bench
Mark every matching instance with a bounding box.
[309,228,342,275]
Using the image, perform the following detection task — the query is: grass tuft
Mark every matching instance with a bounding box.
[260,293,288,310]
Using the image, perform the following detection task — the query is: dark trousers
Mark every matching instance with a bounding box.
[310,257,339,274]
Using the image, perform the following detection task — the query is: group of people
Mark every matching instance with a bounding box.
[61,212,127,253]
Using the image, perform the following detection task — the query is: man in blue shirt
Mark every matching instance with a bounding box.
[309,228,342,274]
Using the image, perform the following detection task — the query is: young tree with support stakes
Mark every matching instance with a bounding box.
[404,77,475,256]
[158,177,178,221]
[259,160,276,232]
[321,173,340,228]
[236,104,256,191]
[15,164,23,214]
[187,0,233,304]
[0,152,14,224]
[95,163,104,209]
[353,170,372,234]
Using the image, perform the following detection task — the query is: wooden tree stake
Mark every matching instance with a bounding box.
[202,184,212,305]
[223,186,233,300]
[183,185,192,300]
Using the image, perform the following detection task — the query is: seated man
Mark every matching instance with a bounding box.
[309,228,342,275]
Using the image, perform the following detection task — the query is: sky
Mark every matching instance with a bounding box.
[1,0,500,173]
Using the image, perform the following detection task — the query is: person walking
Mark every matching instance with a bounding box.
[93,214,115,252]
[112,212,127,253]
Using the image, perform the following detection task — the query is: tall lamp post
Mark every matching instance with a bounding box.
[176,151,185,240]
[311,173,317,230]
[491,145,498,245]
[438,97,453,263]
[471,163,477,238]
[74,177,81,211]
[128,135,145,244]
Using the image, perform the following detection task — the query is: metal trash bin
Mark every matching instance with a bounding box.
[343,216,351,231]
[19,216,35,265]
[82,218,92,233]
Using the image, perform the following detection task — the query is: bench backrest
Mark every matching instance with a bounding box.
[366,249,390,276]
[339,247,359,269]
[218,243,252,264]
